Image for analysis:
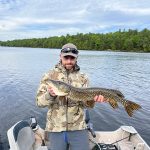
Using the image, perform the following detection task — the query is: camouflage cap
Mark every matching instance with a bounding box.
[61,43,79,58]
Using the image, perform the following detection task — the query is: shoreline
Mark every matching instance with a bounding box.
[0,46,149,53]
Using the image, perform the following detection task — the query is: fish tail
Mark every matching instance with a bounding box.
[124,99,142,117]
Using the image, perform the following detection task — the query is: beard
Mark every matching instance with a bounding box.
[65,64,74,70]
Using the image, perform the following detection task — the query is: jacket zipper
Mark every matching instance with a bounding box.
[66,71,69,131]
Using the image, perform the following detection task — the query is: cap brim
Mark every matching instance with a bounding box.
[61,52,78,58]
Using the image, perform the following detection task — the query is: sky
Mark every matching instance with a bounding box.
[0,0,150,41]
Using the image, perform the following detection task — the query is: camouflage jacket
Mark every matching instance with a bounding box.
[36,62,91,132]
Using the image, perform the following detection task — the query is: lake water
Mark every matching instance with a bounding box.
[0,47,150,148]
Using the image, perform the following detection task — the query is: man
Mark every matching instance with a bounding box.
[36,43,105,150]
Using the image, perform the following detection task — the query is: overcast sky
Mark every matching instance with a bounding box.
[0,0,150,41]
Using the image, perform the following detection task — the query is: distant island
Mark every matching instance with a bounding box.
[0,29,150,52]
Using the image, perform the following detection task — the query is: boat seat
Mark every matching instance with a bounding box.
[7,120,48,150]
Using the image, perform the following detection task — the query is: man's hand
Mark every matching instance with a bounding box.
[94,95,106,102]
[48,86,56,97]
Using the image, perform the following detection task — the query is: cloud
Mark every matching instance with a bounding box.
[0,0,150,41]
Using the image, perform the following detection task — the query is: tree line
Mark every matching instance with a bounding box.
[0,28,150,52]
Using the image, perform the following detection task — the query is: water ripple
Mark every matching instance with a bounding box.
[0,47,150,148]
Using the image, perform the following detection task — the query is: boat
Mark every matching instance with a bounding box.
[89,125,150,150]
[7,116,150,150]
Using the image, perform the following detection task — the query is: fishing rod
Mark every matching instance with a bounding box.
[111,132,137,145]
[90,129,137,150]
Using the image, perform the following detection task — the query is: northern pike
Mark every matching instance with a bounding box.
[46,79,141,117]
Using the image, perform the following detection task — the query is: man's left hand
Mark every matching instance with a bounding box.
[94,95,106,102]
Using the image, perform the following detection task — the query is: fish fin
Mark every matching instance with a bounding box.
[108,99,118,109]
[124,100,142,117]
[109,89,125,98]
[85,100,95,108]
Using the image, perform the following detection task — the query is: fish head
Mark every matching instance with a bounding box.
[47,79,70,96]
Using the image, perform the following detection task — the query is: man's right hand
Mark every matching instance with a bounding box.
[48,86,56,97]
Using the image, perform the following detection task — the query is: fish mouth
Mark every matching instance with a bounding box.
[47,82,68,96]
[54,91,68,96]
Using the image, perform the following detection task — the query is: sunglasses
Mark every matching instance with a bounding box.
[61,48,79,54]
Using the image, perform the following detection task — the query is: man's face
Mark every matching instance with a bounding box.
[60,54,77,70]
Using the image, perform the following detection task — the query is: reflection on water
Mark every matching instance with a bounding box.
[0,47,150,148]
